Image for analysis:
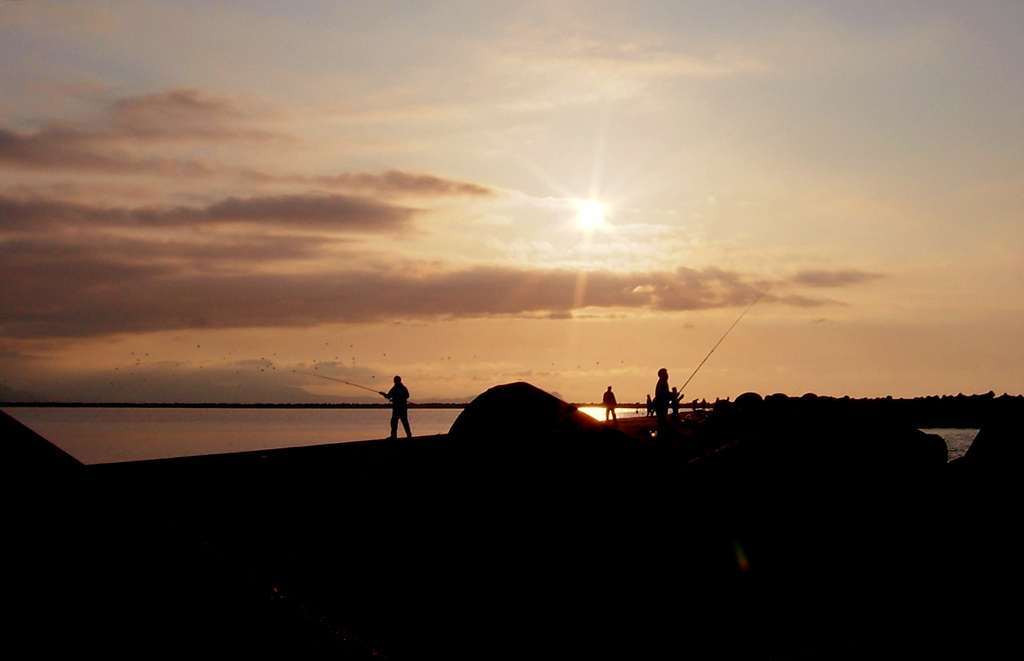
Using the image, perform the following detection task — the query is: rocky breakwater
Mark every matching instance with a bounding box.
[423,385,1018,658]
[675,392,952,655]
[5,384,1020,659]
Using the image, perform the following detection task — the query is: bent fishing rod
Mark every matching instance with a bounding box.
[678,283,773,393]
[293,371,384,394]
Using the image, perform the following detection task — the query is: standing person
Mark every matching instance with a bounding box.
[654,368,671,438]
[670,387,681,423]
[380,375,412,439]
[646,395,654,417]
[602,386,618,423]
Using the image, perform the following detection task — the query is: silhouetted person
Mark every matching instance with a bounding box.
[380,375,411,439]
[670,387,681,423]
[654,368,670,438]
[646,394,654,417]
[602,386,618,423]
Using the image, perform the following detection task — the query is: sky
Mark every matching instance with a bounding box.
[1,0,1021,404]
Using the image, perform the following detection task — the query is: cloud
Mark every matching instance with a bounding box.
[3,234,330,273]
[0,193,415,233]
[0,124,494,194]
[103,88,282,142]
[243,169,496,198]
[0,88,289,175]
[0,126,218,175]
[0,88,498,204]
[772,294,835,308]
[790,269,886,288]
[0,241,829,338]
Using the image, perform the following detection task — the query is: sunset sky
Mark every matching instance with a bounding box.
[2,1,1021,404]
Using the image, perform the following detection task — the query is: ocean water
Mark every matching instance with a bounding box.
[3,407,462,464]
[577,405,650,421]
[3,406,978,466]
[920,428,978,462]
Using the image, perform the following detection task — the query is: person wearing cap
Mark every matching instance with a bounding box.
[380,375,412,439]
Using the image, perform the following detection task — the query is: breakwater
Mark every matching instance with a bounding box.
[6,383,1020,658]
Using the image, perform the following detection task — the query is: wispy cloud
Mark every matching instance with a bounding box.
[0,87,498,200]
[0,88,285,175]
[241,169,496,198]
[102,89,283,142]
[0,125,218,175]
[790,269,886,288]
[0,193,416,233]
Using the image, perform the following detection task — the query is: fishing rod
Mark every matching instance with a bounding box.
[293,371,383,394]
[678,283,773,393]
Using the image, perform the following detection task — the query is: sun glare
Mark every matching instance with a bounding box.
[576,200,606,230]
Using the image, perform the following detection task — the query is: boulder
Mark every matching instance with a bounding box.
[962,418,1021,469]
[449,381,604,440]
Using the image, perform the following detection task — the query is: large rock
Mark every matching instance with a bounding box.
[961,415,1021,470]
[446,382,646,489]
[448,381,603,439]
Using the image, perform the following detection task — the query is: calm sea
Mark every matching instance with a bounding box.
[3,406,977,466]
[3,407,462,464]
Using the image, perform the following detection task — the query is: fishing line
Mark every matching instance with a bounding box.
[293,371,382,394]
[679,284,773,392]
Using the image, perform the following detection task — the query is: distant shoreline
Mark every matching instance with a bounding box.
[0,402,468,409]
[0,401,645,409]
[3,391,1020,429]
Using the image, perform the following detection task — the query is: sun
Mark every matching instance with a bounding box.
[576,199,606,230]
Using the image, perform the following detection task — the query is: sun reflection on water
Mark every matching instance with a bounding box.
[577,406,646,421]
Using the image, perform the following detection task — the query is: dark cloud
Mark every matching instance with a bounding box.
[241,169,495,197]
[0,126,218,175]
[790,269,885,288]
[1,196,113,231]
[627,267,768,311]
[0,240,828,338]
[0,121,496,196]
[312,170,494,197]
[0,233,329,272]
[0,194,415,232]
[184,194,414,229]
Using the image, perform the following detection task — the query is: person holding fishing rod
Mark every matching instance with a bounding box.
[380,375,412,439]
[654,368,672,439]
[293,370,413,439]
[666,283,773,433]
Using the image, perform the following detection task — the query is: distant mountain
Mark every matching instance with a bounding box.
[0,383,46,403]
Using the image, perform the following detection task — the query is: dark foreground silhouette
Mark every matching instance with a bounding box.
[7,384,1021,658]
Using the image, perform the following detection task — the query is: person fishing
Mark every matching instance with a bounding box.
[295,370,413,438]
[380,375,412,439]
[654,368,671,438]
